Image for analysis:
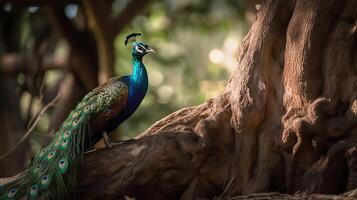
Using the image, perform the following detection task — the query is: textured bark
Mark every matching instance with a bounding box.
[77,0,357,199]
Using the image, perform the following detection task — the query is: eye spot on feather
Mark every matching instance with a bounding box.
[40,175,51,189]
[72,118,80,126]
[47,151,56,160]
[63,131,71,139]
[36,165,48,175]
[33,165,41,173]
[7,188,17,197]
[83,105,91,113]
[58,158,69,174]
[61,139,69,150]
[29,184,39,197]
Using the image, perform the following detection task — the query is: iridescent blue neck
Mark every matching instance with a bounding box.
[130,56,148,91]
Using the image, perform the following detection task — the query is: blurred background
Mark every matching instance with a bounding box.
[0,0,256,176]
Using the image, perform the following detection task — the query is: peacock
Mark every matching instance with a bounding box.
[0,33,154,200]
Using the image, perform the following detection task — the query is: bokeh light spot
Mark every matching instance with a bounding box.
[209,49,224,64]
[149,70,163,87]
[28,6,39,13]
[157,85,174,104]
[3,3,12,12]
[65,4,78,19]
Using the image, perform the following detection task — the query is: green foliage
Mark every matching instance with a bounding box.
[5,0,249,140]
[114,0,248,137]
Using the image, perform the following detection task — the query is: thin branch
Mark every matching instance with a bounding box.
[27,82,46,130]
[216,177,236,199]
[0,91,61,160]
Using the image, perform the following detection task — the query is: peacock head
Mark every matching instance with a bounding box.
[132,42,155,58]
[125,33,155,58]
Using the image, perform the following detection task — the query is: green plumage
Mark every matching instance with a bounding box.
[0,81,129,200]
[0,33,153,200]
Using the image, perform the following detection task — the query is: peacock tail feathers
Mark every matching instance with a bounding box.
[0,91,105,200]
[0,33,150,199]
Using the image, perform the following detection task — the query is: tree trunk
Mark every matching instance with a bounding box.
[0,76,30,177]
[76,0,357,199]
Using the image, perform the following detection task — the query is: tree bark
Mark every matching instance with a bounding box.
[81,0,114,84]
[77,0,357,199]
[0,76,30,177]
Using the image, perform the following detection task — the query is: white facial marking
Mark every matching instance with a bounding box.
[135,45,143,53]
[140,45,146,50]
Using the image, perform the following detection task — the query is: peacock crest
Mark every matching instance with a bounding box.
[0,32,153,199]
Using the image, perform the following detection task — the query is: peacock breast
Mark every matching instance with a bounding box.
[127,78,148,112]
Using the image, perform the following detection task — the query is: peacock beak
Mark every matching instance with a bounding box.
[146,47,155,53]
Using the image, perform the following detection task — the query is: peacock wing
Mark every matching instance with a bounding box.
[0,78,129,200]
[90,79,130,132]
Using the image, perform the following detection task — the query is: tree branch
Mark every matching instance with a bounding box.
[81,0,114,84]
[46,5,98,90]
[0,91,61,160]
[0,53,68,75]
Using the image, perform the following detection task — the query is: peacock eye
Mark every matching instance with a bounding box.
[30,185,38,192]
[72,118,80,126]
[63,131,71,138]
[135,45,144,53]
[84,105,90,112]
[7,188,17,197]
[29,184,39,197]
[40,175,51,189]
[47,151,56,160]
[58,158,69,174]
[61,139,69,150]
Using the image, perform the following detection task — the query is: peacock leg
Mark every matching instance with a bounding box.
[102,132,113,149]
[102,132,130,149]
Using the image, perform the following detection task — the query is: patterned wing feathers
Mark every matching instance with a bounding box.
[0,79,129,200]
